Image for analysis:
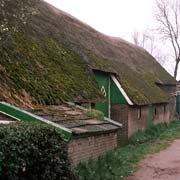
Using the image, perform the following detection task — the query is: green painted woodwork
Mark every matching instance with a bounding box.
[94,71,127,117]
[0,102,72,141]
[110,78,127,104]
[176,95,180,114]
[95,71,110,117]
[148,104,153,127]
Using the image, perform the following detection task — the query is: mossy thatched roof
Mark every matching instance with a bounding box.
[0,0,176,106]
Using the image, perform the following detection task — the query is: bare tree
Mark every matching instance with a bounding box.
[154,0,180,79]
[132,31,140,46]
[132,30,156,54]
[132,30,167,66]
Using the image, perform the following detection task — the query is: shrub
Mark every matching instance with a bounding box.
[86,109,104,120]
[0,122,76,180]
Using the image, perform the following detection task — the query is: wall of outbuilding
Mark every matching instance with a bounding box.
[152,104,170,125]
[128,105,149,137]
[110,104,128,145]
[68,132,118,166]
[128,103,172,137]
[157,84,176,119]
[110,103,173,143]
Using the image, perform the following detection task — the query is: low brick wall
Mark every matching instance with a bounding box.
[68,132,117,166]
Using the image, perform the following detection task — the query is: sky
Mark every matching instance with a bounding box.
[44,0,154,41]
[44,0,179,80]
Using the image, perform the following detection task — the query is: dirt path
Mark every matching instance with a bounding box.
[126,140,180,180]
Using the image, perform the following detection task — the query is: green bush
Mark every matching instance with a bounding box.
[86,109,104,120]
[0,122,76,180]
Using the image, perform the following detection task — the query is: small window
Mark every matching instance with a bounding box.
[138,107,141,119]
[91,103,96,109]
[154,107,157,116]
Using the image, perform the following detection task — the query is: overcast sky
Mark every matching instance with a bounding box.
[44,0,155,41]
[44,0,179,80]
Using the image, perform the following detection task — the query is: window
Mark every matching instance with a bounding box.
[154,107,158,116]
[91,103,96,109]
[138,107,141,119]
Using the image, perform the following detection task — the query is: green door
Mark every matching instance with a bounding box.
[95,71,110,117]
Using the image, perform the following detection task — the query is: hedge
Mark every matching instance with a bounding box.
[0,122,76,180]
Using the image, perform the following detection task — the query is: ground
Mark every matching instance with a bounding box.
[126,139,180,180]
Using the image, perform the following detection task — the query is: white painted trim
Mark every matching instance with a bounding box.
[104,117,123,127]
[0,102,72,133]
[111,75,133,105]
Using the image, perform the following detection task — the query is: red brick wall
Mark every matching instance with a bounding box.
[128,105,149,137]
[128,104,173,137]
[68,132,117,166]
[110,104,128,145]
[152,104,170,125]
[157,84,176,119]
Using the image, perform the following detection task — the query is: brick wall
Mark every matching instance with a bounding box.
[128,105,149,137]
[68,132,117,166]
[110,104,128,145]
[128,104,173,137]
[152,104,171,125]
[157,84,176,119]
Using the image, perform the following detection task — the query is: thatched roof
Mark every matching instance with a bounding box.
[0,0,176,106]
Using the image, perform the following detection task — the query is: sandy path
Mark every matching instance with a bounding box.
[126,140,180,180]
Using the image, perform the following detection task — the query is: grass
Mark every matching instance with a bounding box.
[75,119,180,180]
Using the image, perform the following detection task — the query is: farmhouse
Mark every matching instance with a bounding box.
[93,65,176,144]
[0,0,177,164]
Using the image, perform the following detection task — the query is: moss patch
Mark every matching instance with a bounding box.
[86,109,104,120]
[0,32,101,105]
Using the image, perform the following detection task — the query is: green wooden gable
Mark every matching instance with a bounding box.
[110,78,127,104]
[94,71,128,117]
[95,71,110,117]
